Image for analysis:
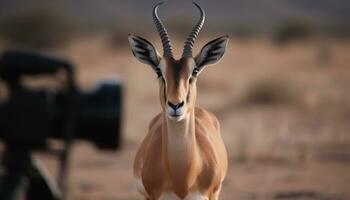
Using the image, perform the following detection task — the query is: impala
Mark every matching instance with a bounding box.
[128,2,229,200]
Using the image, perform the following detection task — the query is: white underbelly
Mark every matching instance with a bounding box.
[160,192,208,200]
[134,178,149,198]
[134,178,209,200]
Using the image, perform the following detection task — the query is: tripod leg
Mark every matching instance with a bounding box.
[26,158,61,200]
[0,148,30,200]
[0,171,27,200]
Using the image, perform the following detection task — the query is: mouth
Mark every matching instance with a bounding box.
[166,105,186,121]
[167,113,185,121]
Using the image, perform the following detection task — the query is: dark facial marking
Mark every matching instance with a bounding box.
[167,59,187,88]
[173,60,183,87]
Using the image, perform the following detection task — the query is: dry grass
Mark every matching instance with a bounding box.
[1,36,350,199]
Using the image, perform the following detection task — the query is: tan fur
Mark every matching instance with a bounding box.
[134,57,228,200]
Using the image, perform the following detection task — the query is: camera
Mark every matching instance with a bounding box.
[0,50,123,200]
[0,50,123,150]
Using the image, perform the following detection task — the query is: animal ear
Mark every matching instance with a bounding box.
[195,35,229,69]
[128,34,161,69]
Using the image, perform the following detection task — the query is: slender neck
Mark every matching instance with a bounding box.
[161,109,198,193]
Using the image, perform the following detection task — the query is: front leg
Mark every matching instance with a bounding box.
[210,183,222,200]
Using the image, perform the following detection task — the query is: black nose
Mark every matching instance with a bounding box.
[168,101,184,110]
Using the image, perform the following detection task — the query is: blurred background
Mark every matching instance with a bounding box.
[0,0,350,199]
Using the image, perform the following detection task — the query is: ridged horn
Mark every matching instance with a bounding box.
[153,2,173,57]
[182,2,205,58]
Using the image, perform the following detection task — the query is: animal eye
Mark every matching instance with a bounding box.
[155,68,162,78]
[192,68,199,77]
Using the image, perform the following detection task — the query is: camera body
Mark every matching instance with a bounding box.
[0,50,123,150]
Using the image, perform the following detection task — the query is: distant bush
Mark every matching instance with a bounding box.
[0,3,78,49]
[109,31,131,49]
[230,24,257,40]
[273,18,313,44]
[241,79,297,106]
[324,25,350,39]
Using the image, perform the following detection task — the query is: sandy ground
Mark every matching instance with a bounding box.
[2,36,350,199]
[36,142,349,200]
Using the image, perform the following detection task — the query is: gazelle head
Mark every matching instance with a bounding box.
[128,2,229,122]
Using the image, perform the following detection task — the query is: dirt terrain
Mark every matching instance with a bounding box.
[3,36,350,200]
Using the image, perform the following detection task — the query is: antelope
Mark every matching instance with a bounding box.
[128,2,229,200]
